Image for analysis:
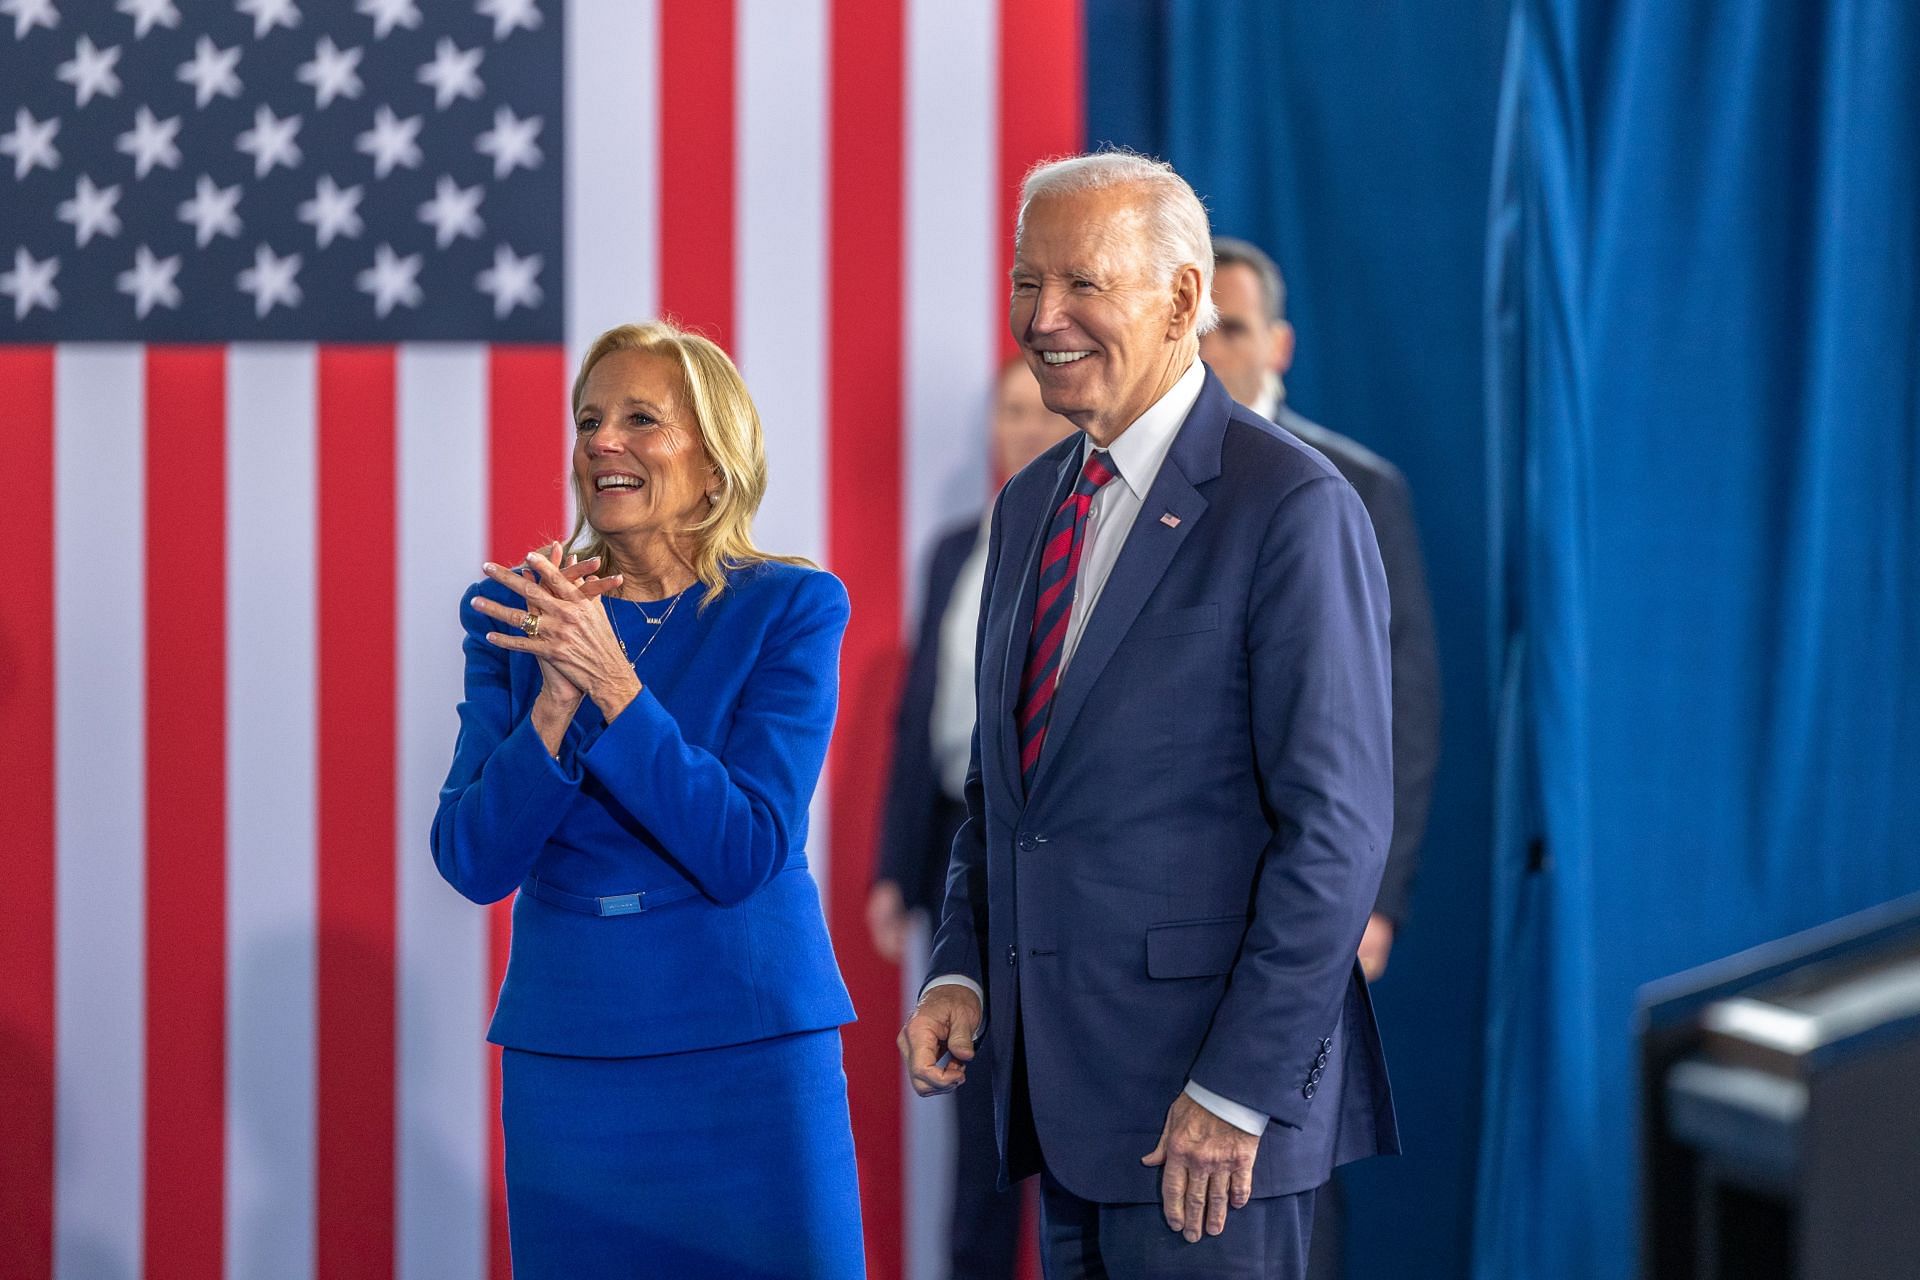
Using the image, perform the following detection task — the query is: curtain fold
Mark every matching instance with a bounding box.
[1478,3,1920,1276]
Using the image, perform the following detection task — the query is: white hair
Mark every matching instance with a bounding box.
[1016,150,1219,335]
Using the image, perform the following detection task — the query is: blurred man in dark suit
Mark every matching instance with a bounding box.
[869,356,1075,1278]
[1202,236,1442,1279]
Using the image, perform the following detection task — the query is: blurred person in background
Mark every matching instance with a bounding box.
[433,321,863,1278]
[1202,237,1442,1280]
[869,355,1077,1278]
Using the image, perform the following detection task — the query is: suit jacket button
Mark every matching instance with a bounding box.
[1309,1066,1323,1083]
[1303,1082,1317,1099]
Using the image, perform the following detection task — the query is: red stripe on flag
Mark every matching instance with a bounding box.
[0,348,55,1280]
[660,0,737,346]
[485,344,569,1280]
[831,0,906,1273]
[143,347,229,1280]
[997,0,1083,364]
[317,347,397,1280]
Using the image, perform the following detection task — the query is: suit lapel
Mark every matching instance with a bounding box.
[1028,371,1232,791]
[990,443,1081,811]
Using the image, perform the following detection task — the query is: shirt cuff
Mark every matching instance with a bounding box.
[920,974,986,1036]
[1184,1080,1270,1137]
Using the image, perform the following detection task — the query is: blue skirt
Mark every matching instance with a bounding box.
[502,1029,865,1279]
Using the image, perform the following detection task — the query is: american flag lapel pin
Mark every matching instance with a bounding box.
[1160,512,1181,528]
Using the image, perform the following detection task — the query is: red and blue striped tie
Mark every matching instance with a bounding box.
[1016,449,1118,787]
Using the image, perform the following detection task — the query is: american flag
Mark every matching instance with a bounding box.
[0,1,1079,1277]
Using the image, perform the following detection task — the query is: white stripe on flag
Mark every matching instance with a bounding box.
[904,0,997,600]
[903,2,999,1273]
[565,0,661,367]
[737,0,832,901]
[54,345,147,1280]
[224,345,319,1280]
[396,345,492,1280]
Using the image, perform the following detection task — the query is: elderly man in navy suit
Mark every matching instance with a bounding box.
[899,151,1399,1279]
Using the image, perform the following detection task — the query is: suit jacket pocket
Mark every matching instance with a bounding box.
[1130,602,1220,640]
[1146,915,1246,979]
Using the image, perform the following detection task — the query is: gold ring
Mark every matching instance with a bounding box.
[521,611,540,637]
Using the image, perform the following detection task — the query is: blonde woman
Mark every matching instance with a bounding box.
[431,321,863,1277]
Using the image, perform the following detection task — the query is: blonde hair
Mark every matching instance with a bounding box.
[562,320,810,605]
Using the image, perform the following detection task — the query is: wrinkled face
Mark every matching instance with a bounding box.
[1199,261,1289,409]
[572,348,717,542]
[1010,186,1193,438]
[991,359,1077,483]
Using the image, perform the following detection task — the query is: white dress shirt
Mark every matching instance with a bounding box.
[924,360,1272,1137]
[931,516,992,801]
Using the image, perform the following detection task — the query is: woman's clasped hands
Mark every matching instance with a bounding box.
[473,542,643,721]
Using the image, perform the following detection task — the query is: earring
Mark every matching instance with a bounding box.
[708,491,720,505]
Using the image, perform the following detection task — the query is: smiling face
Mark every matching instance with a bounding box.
[571,347,717,546]
[1009,184,1203,445]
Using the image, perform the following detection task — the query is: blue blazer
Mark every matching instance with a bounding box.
[928,369,1401,1202]
[430,560,856,1058]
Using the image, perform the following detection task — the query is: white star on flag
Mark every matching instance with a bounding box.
[0,107,59,179]
[116,0,180,39]
[356,0,419,39]
[56,173,122,245]
[236,243,302,316]
[115,105,181,177]
[115,244,181,317]
[355,104,421,178]
[355,242,421,317]
[417,173,483,247]
[177,36,242,108]
[297,174,364,247]
[474,105,541,179]
[476,0,541,41]
[177,173,243,247]
[475,243,541,318]
[296,35,363,108]
[416,37,482,110]
[234,104,301,178]
[1,0,58,41]
[55,34,121,106]
[235,0,300,38]
[0,247,59,319]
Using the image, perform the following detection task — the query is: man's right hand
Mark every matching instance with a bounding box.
[899,983,981,1096]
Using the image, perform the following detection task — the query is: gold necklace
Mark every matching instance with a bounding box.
[614,585,688,668]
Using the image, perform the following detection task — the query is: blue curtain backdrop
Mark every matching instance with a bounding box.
[1479,2,1920,1278]
[1089,1,1920,1277]
[1086,3,1509,1276]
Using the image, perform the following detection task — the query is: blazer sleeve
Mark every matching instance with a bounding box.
[575,570,850,907]
[429,578,590,904]
[926,500,1005,991]
[1365,464,1441,926]
[1188,475,1395,1130]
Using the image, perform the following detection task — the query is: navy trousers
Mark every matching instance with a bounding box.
[1038,1167,1318,1280]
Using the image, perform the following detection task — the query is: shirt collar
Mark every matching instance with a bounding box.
[1083,358,1205,501]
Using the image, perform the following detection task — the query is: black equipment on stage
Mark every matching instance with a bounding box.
[1639,891,1920,1279]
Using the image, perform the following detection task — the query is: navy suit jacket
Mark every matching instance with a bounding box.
[875,519,980,914]
[928,369,1400,1203]
[1274,407,1441,927]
